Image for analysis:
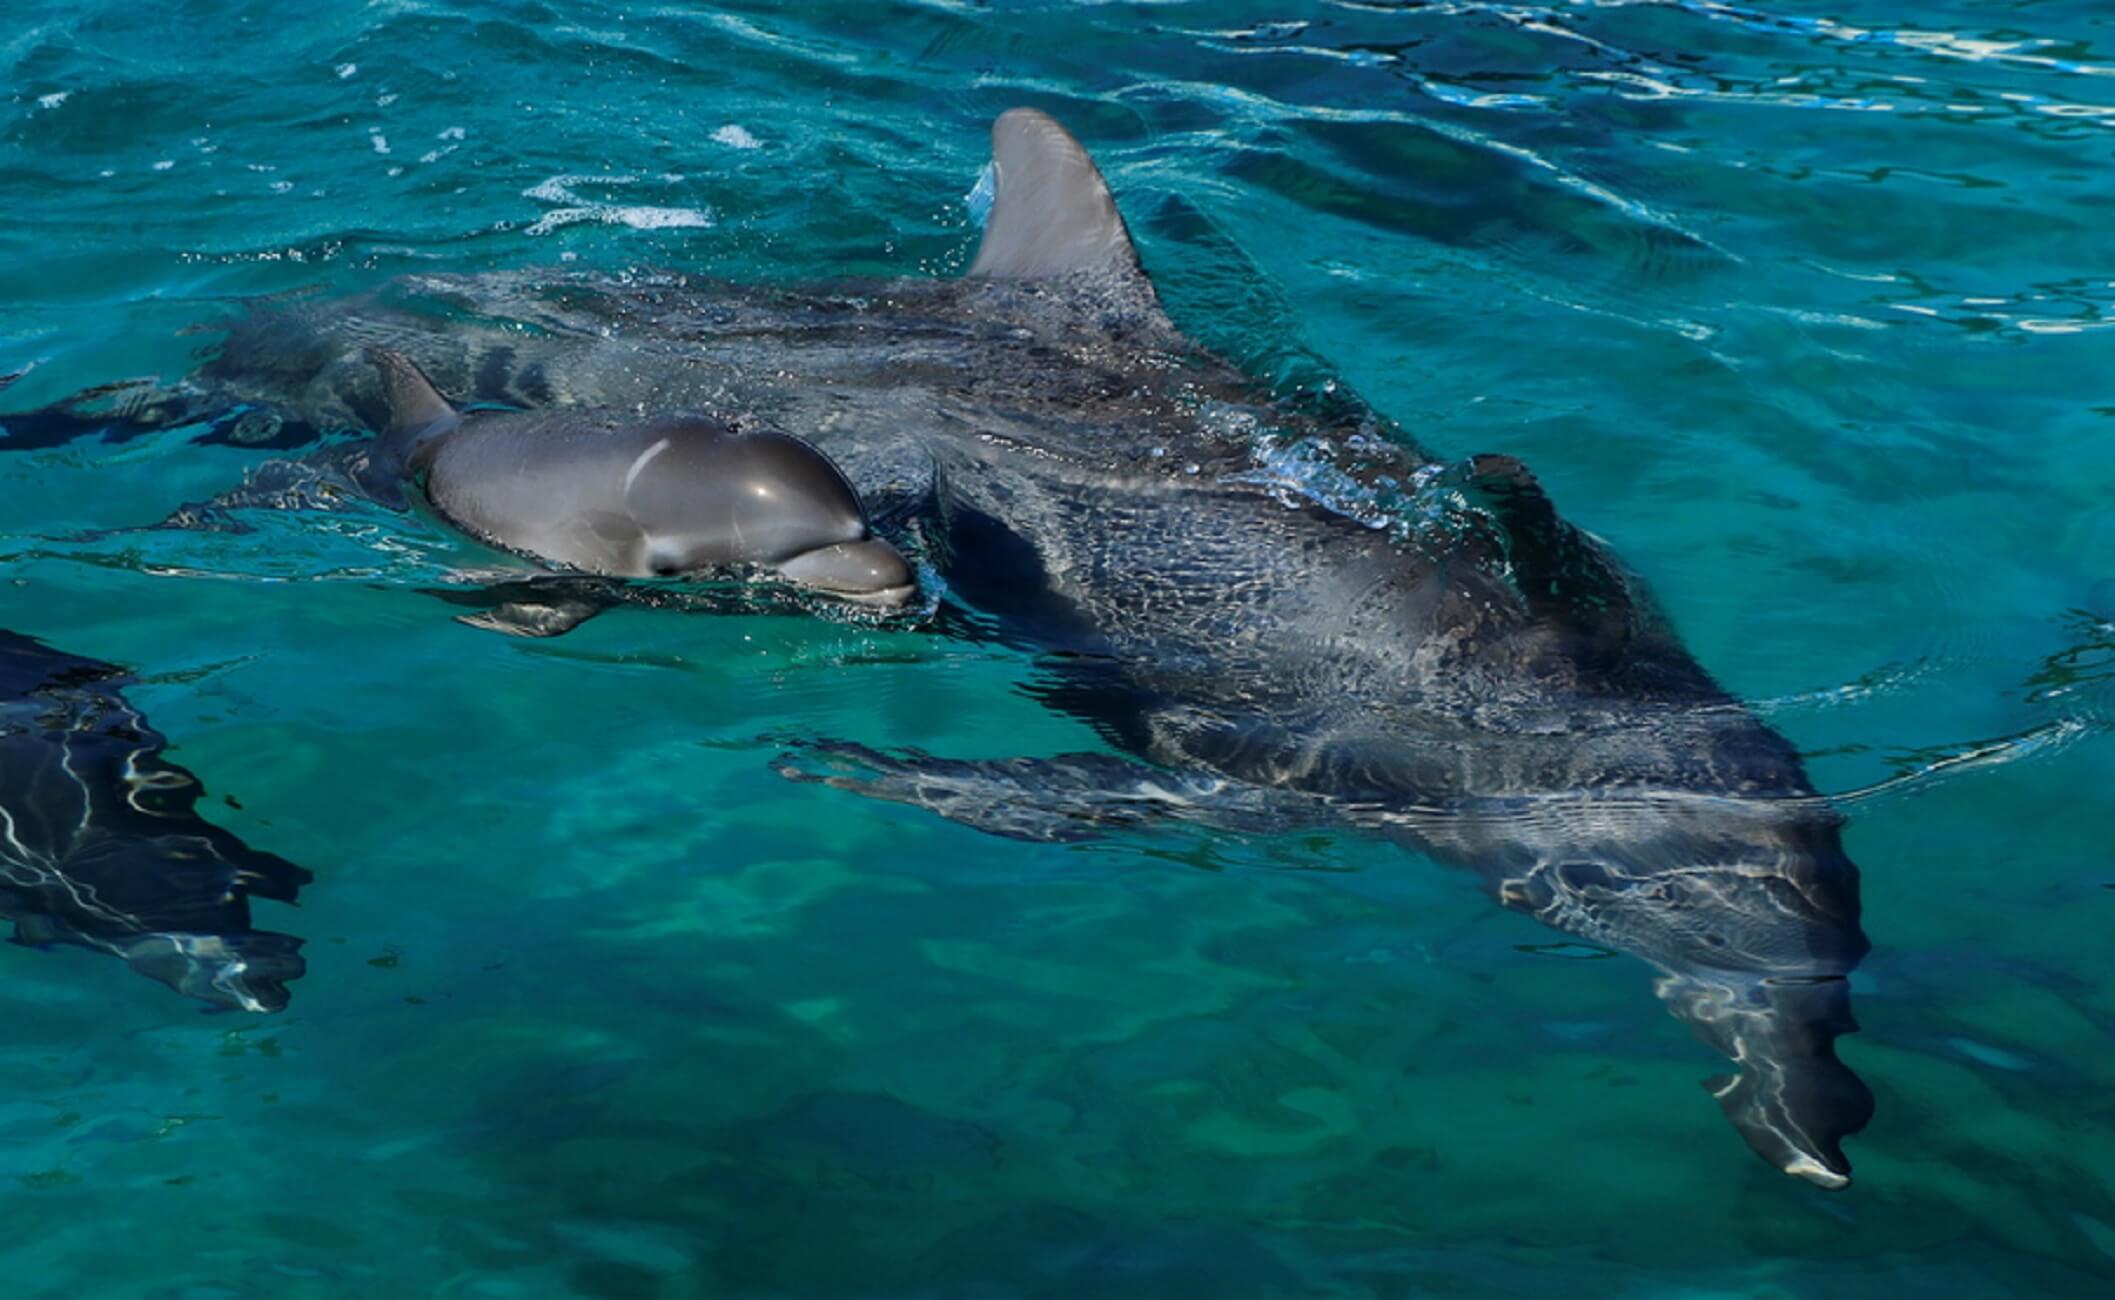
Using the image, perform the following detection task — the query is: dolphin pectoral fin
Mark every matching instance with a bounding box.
[454,600,605,638]
[430,576,620,638]
[968,109,1151,286]
[774,742,1311,842]
[1465,453,1635,673]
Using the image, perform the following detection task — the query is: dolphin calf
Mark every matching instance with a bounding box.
[0,630,309,1011]
[361,348,915,628]
[131,348,917,635]
[5,110,1874,1183]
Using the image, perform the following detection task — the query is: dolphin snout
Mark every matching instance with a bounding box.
[776,538,916,607]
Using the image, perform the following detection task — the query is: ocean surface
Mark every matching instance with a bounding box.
[3,1,2113,1296]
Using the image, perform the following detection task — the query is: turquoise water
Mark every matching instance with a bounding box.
[4,0,2115,1294]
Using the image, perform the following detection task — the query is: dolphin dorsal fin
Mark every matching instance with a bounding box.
[1466,454,1636,674]
[367,347,457,441]
[358,348,461,496]
[968,109,1145,282]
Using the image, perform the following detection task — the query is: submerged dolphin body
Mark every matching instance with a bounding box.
[0,630,309,1010]
[13,111,1873,1183]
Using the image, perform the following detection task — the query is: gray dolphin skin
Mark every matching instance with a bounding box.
[0,630,310,1011]
[361,348,914,614]
[7,110,1874,1184]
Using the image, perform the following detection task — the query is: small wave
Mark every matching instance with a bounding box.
[1653,0,2115,81]
[1833,717,2095,808]
[1113,76,1727,262]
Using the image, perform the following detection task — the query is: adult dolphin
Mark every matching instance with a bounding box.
[3,110,1875,1185]
[0,629,310,1011]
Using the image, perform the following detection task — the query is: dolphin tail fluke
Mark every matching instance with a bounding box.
[968,108,1149,286]
[1659,970,1874,1188]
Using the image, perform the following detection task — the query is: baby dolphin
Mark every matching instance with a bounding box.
[362,348,914,607]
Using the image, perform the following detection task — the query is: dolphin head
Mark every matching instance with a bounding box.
[622,422,915,605]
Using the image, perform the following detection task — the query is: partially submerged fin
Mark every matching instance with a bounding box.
[430,576,619,638]
[968,108,1145,282]
[1466,454,1635,674]
[455,600,606,638]
[360,347,460,489]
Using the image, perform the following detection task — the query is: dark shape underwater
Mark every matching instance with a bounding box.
[0,630,308,1010]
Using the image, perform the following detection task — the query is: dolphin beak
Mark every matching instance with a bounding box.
[837,580,917,609]
[775,538,916,607]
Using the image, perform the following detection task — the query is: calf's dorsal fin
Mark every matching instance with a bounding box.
[368,347,457,442]
[969,108,1146,282]
[356,348,462,501]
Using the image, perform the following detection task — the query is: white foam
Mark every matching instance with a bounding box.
[520,173,710,236]
[151,159,175,171]
[523,173,635,204]
[711,123,761,150]
[35,91,68,110]
[607,206,711,230]
[336,62,358,79]
[524,205,712,237]
[370,132,390,155]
